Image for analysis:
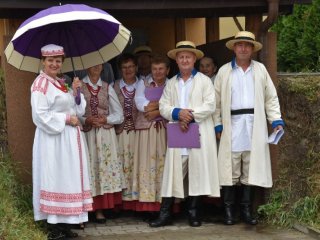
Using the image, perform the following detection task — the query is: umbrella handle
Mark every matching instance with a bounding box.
[75,87,81,105]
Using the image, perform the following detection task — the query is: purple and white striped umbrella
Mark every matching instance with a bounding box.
[5,4,131,73]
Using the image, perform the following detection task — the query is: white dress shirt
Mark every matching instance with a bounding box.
[178,76,193,156]
[231,62,255,152]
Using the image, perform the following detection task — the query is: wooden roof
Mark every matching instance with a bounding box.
[0,0,312,18]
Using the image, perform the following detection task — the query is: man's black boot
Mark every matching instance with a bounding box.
[223,186,235,225]
[149,197,174,227]
[188,196,202,227]
[240,185,258,225]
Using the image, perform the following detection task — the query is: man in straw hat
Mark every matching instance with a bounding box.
[133,45,153,82]
[214,31,284,225]
[149,41,220,227]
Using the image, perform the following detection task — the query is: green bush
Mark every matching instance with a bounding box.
[273,0,320,72]
[0,154,46,240]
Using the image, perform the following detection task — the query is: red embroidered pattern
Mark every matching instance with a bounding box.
[77,127,84,194]
[40,203,93,215]
[32,77,49,94]
[40,190,92,203]
[50,80,68,93]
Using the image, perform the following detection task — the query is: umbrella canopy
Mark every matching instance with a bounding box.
[5,4,131,73]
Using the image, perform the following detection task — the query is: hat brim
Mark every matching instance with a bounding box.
[226,39,262,52]
[167,48,204,60]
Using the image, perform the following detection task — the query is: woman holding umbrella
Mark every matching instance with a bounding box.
[31,44,92,240]
[80,64,125,223]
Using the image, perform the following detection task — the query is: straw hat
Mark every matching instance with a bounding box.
[226,31,262,52]
[41,44,65,57]
[133,45,152,55]
[167,41,204,60]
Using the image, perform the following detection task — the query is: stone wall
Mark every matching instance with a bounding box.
[277,74,320,200]
[259,74,320,228]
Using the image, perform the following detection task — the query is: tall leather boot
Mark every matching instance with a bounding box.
[149,197,174,227]
[240,185,258,225]
[188,196,202,227]
[47,224,66,240]
[223,186,235,225]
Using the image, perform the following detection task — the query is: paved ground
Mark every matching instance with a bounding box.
[73,212,316,240]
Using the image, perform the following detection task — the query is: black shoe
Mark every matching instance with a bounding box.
[222,186,236,225]
[47,224,66,240]
[149,197,174,227]
[187,196,202,227]
[94,218,107,224]
[240,185,258,225]
[188,209,202,227]
[241,205,258,225]
[57,224,79,238]
[224,204,235,225]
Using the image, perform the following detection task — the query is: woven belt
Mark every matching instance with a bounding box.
[231,108,254,115]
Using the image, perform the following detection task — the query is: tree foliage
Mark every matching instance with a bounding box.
[273,0,320,72]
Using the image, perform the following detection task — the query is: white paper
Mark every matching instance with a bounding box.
[268,129,284,145]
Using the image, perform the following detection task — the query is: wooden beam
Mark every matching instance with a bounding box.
[233,16,244,31]
[0,0,311,18]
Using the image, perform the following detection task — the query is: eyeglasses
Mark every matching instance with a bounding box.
[121,65,136,70]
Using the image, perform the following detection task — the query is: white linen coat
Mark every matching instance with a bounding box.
[159,71,220,198]
[214,60,283,188]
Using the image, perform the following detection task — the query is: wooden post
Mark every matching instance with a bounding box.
[175,18,186,42]
[205,17,219,43]
[245,14,262,61]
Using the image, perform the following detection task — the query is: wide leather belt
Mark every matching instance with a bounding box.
[231,108,254,115]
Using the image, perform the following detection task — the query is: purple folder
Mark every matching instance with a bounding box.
[145,86,164,101]
[167,122,201,148]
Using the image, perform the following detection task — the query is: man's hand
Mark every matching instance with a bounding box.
[216,132,222,140]
[178,109,194,124]
[179,121,189,132]
[273,125,283,132]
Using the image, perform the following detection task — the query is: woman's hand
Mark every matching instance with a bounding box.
[94,115,107,127]
[86,115,106,128]
[144,101,159,112]
[85,116,96,126]
[72,77,82,94]
[144,110,160,121]
[69,115,81,127]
